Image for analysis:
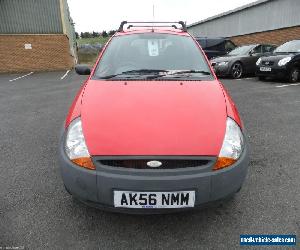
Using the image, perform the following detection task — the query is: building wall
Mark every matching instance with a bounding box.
[187,0,300,38]
[0,0,63,34]
[60,0,77,59]
[0,35,73,73]
[231,26,300,46]
[0,0,76,72]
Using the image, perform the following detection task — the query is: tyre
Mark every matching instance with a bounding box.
[288,67,299,83]
[64,185,71,195]
[236,185,242,193]
[258,76,266,81]
[231,62,243,79]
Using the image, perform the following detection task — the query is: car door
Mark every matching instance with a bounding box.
[247,45,263,73]
[262,44,276,56]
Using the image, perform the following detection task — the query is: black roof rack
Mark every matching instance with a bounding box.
[118,21,187,32]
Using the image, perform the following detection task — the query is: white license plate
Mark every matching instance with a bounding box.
[114,191,195,209]
[260,67,272,72]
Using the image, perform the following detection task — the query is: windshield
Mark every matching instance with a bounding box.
[274,40,300,53]
[228,45,255,56]
[93,33,213,80]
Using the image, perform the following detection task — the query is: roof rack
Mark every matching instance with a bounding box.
[118,21,187,32]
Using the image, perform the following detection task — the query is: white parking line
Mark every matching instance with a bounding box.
[234,78,255,81]
[60,70,70,80]
[9,72,34,82]
[276,83,300,88]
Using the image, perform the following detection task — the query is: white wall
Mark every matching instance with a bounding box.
[187,0,300,37]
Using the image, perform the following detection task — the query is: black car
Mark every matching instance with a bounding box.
[211,44,276,79]
[195,37,236,59]
[256,40,300,83]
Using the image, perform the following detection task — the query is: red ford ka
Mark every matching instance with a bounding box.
[59,21,249,213]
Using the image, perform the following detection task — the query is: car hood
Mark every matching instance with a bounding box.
[211,55,243,63]
[260,53,296,61]
[81,80,227,156]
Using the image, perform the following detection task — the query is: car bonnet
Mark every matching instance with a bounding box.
[80,80,227,156]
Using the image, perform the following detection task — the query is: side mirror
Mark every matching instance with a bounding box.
[75,64,91,75]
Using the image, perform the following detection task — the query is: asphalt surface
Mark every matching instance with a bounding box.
[0,71,299,249]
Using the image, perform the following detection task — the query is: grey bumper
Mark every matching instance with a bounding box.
[212,64,231,77]
[256,65,288,79]
[59,136,249,213]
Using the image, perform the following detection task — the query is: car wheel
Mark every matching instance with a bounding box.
[236,186,242,193]
[64,185,71,195]
[288,67,299,83]
[258,76,266,81]
[231,62,243,79]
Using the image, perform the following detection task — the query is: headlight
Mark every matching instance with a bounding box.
[278,57,291,66]
[65,117,95,170]
[218,61,229,66]
[256,58,262,66]
[213,117,244,171]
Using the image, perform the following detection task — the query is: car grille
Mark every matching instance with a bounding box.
[262,61,274,66]
[97,159,211,169]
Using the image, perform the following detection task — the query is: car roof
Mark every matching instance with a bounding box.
[115,21,190,37]
[115,28,190,37]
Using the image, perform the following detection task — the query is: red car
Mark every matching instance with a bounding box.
[59,21,249,213]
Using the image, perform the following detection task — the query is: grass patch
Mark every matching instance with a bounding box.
[77,52,98,66]
[76,36,111,65]
[77,36,110,45]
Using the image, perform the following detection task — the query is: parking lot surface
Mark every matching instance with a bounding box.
[0,71,299,249]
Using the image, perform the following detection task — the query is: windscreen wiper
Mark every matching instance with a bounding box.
[96,69,210,80]
[122,69,169,74]
[96,69,168,79]
[164,70,211,76]
[146,70,211,79]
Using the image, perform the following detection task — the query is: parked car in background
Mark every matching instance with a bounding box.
[77,43,104,65]
[211,44,277,79]
[77,43,103,54]
[256,40,300,83]
[59,21,249,213]
[195,37,236,59]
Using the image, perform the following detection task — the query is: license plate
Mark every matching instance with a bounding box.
[260,67,271,72]
[114,191,195,209]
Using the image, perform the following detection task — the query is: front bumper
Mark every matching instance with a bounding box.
[59,135,249,213]
[211,63,231,77]
[256,65,288,79]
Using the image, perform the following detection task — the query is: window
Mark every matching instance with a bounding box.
[274,40,300,53]
[228,45,255,56]
[94,33,212,78]
[262,45,276,53]
[252,45,262,54]
[224,41,236,51]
